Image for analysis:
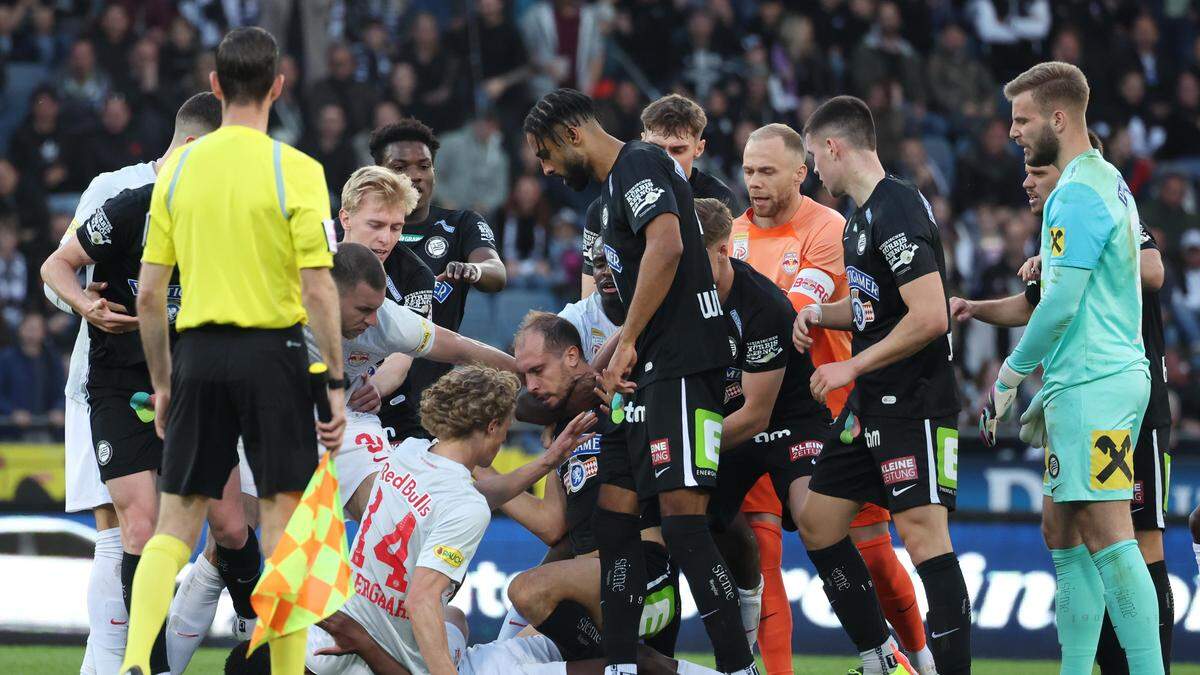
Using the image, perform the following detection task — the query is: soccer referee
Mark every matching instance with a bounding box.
[120,27,346,675]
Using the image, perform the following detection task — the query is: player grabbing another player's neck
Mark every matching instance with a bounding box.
[1005,61,1094,173]
[803,96,887,207]
[420,365,519,473]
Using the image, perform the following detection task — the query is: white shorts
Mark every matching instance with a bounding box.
[236,439,258,497]
[333,411,390,509]
[458,635,564,675]
[64,397,110,512]
[304,620,468,674]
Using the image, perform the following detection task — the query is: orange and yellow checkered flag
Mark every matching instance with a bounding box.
[248,453,353,654]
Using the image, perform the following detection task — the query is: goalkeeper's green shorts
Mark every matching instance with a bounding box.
[1042,369,1149,503]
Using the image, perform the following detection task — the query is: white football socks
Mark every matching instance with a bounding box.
[165,554,224,674]
[497,605,531,641]
[86,527,126,675]
[737,575,764,649]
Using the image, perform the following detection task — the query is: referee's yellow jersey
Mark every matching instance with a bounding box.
[143,125,335,330]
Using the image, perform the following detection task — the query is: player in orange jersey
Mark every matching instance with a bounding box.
[732,124,935,674]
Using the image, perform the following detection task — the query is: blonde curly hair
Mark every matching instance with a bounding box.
[419,365,520,439]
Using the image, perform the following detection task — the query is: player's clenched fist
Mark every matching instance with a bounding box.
[793,304,821,352]
[437,261,482,284]
[948,297,974,322]
[810,361,857,405]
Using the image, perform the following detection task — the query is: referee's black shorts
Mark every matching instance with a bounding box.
[161,324,317,499]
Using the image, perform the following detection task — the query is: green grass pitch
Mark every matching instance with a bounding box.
[2,645,1198,674]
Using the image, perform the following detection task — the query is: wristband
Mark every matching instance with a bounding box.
[326,376,349,390]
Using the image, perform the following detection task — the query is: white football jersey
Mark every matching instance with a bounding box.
[56,162,157,403]
[341,438,490,674]
[306,299,436,402]
[557,293,618,363]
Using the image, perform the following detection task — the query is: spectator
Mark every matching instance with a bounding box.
[384,62,426,123]
[596,80,643,143]
[954,117,1027,211]
[354,19,394,87]
[0,313,65,431]
[268,55,307,148]
[469,0,533,159]
[1097,70,1165,157]
[1171,228,1200,358]
[612,0,683,89]
[519,0,607,97]
[967,0,1051,81]
[497,174,551,275]
[926,22,996,126]
[898,137,950,198]
[87,95,151,177]
[400,12,465,132]
[774,13,834,103]
[8,87,85,195]
[57,39,111,115]
[12,2,66,67]
[353,99,404,166]
[547,208,583,298]
[1158,70,1200,161]
[257,0,332,85]
[435,115,511,216]
[850,1,925,104]
[0,161,47,245]
[1124,14,1172,97]
[1049,26,1083,66]
[677,9,727,101]
[300,103,358,208]
[1141,174,1200,251]
[308,43,377,136]
[0,219,26,331]
[117,39,174,149]
[0,4,17,64]
[160,16,201,84]
[92,3,135,80]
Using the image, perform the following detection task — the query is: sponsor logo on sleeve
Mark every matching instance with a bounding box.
[880,455,918,485]
[434,544,465,568]
[1049,227,1065,257]
[745,336,782,365]
[414,320,434,353]
[731,232,749,260]
[433,280,453,303]
[880,232,919,271]
[650,439,671,466]
[477,222,495,242]
[582,228,598,261]
[624,179,666,219]
[84,209,113,246]
[856,231,867,254]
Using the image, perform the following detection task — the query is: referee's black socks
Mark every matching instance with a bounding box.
[593,508,646,668]
[807,537,890,653]
[121,551,170,674]
[215,526,262,619]
[916,552,972,675]
[661,514,756,673]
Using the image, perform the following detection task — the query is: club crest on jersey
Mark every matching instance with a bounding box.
[601,205,609,229]
[624,179,665,219]
[129,279,182,324]
[425,236,449,258]
[731,233,749,260]
[603,244,623,273]
[782,251,800,276]
[856,231,867,254]
[565,455,598,494]
[851,288,875,331]
[96,440,112,466]
[433,280,453,303]
[85,208,113,245]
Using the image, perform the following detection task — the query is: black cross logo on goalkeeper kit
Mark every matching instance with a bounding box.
[1050,229,1065,256]
[1094,433,1132,485]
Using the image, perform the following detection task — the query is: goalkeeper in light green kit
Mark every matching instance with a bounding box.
[988,61,1161,674]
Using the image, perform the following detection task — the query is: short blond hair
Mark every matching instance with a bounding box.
[340,165,419,216]
[747,123,805,157]
[1003,61,1090,112]
[419,365,520,440]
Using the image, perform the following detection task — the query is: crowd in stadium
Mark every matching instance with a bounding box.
[2,0,1200,439]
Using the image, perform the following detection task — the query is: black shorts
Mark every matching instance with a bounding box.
[598,370,725,498]
[161,325,318,499]
[88,386,161,482]
[1131,424,1170,531]
[809,408,959,513]
[709,414,830,530]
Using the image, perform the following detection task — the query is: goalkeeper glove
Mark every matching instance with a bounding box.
[980,360,1026,446]
[1018,388,1047,448]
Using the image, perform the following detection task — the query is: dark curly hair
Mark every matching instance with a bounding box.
[523,88,597,149]
[369,117,441,164]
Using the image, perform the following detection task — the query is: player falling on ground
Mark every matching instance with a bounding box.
[525,88,756,675]
[793,95,968,675]
[951,131,1174,673]
[501,310,682,660]
[733,123,934,674]
[41,93,265,675]
[368,118,507,442]
[985,61,1161,673]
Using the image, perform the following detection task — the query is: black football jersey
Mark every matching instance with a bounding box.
[553,410,620,555]
[77,184,180,389]
[722,259,825,425]
[599,141,731,385]
[842,176,959,418]
[583,166,736,275]
[396,205,497,332]
[1027,223,1170,428]
[377,244,437,442]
